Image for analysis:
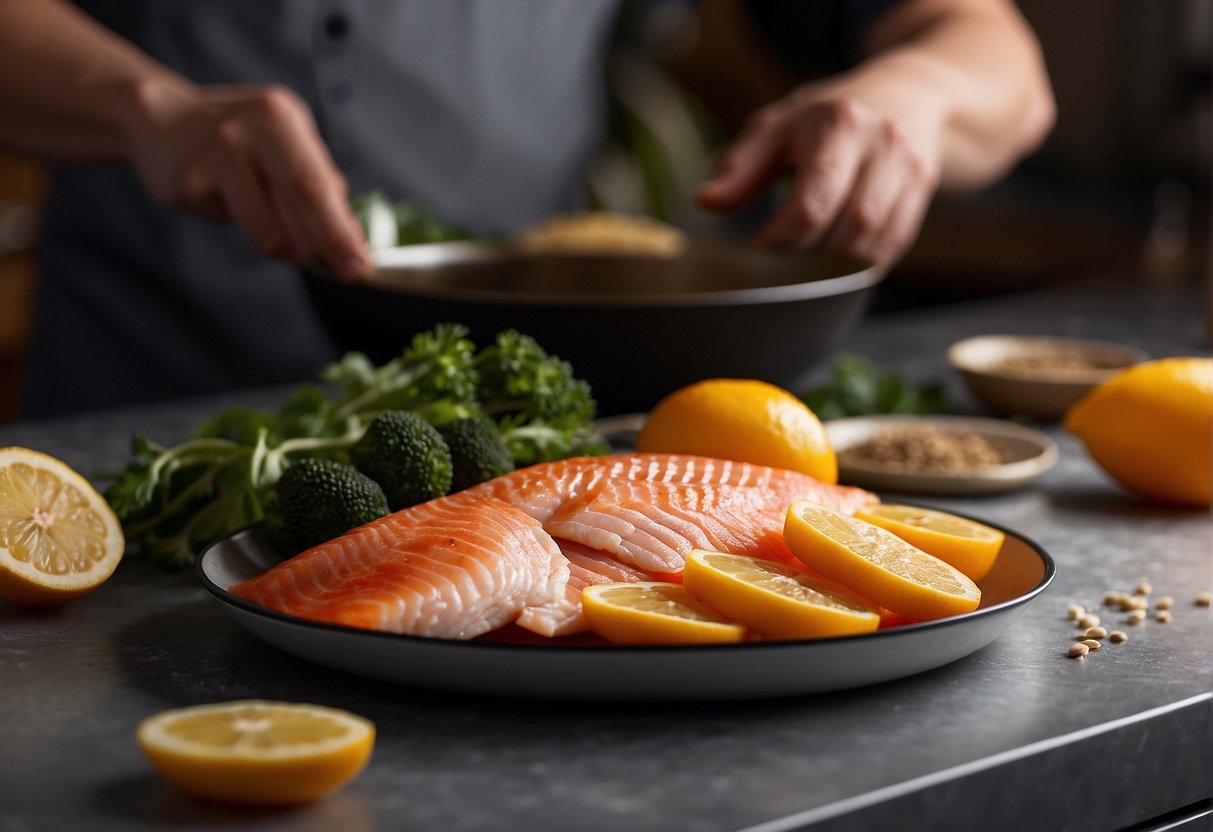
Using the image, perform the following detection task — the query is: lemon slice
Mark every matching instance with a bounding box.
[784,501,981,621]
[854,504,1005,581]
[582,582,746,645]
[683,550,880,640]
[0,447,124,605]
[136,700,375,805]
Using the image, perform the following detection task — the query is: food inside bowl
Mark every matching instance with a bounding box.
[838,424,1010,474]
[984,352,1125,380]
[515,212,687,257]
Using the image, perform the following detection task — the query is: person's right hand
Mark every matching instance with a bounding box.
[125,80,369,281]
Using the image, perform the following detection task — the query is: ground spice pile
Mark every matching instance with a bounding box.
[987,353,1112,380]
[840,424,1008,474]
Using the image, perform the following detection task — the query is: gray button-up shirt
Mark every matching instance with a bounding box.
[24,0,619,417]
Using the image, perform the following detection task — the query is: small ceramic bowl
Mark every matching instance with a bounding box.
[826,414,1058,496]
[948,335,1148,421]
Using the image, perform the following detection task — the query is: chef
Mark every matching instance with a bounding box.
[0,0,1053,417]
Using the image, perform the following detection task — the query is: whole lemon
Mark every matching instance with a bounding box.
[635,379,837,483]
[1064,357,1212,506]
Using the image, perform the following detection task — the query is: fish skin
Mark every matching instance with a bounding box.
[231,454,877,639]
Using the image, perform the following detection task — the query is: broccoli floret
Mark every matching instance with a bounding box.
[351,411,452,509]
[267,458,388,554]
[439,417,515,492]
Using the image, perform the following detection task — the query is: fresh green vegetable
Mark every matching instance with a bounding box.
[440,417,515,492]
[475,330,601,465]
[802,354,949,421]
[266,458,389,555]
[351,190,472,249]
[351,411,453,510]
[106,324,603,568]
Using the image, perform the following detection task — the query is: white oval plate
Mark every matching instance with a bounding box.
[197,513,1053,701]
[826,415,1058,496]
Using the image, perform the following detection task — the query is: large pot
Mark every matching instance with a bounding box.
[303,242,882,415]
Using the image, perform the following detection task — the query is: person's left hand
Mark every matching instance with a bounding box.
[696,79,943,265]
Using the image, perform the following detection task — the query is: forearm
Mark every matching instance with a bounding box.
[0,0,189,163]
[851,0,1056,190]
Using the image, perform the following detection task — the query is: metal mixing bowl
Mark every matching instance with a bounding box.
[303,242,883,415]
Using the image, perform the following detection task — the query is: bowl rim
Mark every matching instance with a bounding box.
[946,334,1149,386]
[308,241,886,308]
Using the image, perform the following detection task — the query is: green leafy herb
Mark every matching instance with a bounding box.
[801,354,950,421]
[106,325,602,568]
[474,330,604,465]
[351,190,472,249]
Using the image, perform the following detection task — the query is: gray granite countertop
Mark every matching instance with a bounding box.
[2,275,1211,832]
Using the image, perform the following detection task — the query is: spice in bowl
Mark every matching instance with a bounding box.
[838,424,1010,475]
[985,352,1119,381]
[947,335,1149,420]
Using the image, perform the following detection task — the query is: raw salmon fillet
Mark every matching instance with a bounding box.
[231,454,875,639]
[233,496,568,639]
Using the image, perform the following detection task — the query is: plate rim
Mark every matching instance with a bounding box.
[196,507,1055,655]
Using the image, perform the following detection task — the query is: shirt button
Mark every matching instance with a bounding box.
[324,13,350,41]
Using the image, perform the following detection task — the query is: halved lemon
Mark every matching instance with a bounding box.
[784,501,981,621]
[683,550,880,640]
[136,700,375,805]
[854,504,1005,581]
[582,582,746,644]
[0,447,124,605]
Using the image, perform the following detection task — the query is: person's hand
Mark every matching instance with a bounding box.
[696,79,943,266]
[125,80,369,281]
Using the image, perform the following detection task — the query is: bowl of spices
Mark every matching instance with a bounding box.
[825,415,1058,495]
[948,335,1148,421]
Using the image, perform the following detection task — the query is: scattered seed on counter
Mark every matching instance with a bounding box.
[1077,614,1101,629]
[1196,592,1211,607]
[1118,596,1138,612]
[1103,592,1123,607]
[1084,626,1108,639]
[1127,610,1146,626]
[1155,596,1173,611]
[1067,603,1084,621]
[1081,639,1101,651]
[1135,581,1152,596]
[1156,610,1172,623]
[1068,643,1089,659]
[1109,631,1128,644]
[1132,596,1149,611]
